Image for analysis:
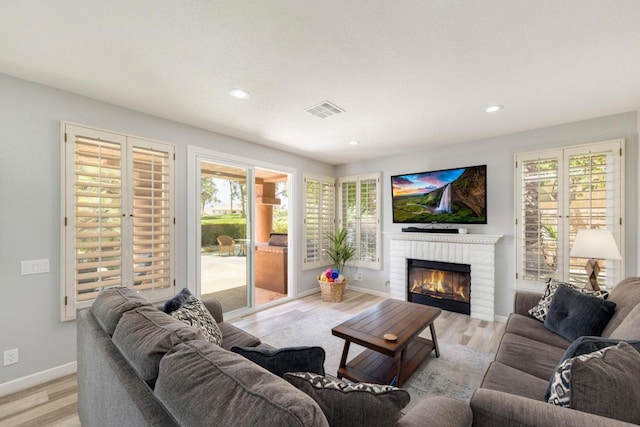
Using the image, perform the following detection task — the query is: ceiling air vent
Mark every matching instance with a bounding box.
[305,100,345,118]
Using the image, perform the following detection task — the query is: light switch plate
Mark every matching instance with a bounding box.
[21,259,50,275]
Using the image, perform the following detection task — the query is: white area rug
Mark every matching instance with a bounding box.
[259,306,494,409]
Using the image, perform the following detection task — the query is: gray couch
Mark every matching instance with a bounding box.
[470,277,640,426]
[77,287,472,426]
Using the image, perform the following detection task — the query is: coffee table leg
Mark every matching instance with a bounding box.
[396,348,407,387]
[430,323,440,358]
[337,340,351,379]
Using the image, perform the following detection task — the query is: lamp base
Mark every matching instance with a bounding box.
[585,258,601,291]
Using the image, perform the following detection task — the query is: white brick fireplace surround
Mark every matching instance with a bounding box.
[385,232,503,321]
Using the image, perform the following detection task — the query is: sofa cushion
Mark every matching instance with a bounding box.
[528,278,608,322]
[90,287,152,335]
[163,287,192,313]
[601,276,640,337]
[154,341,328,427]
[231,346,325,377]
[218,322,261,350]
[544,284,616,342]
[480,362,549,401]
[170,295,222,346]
[547,342,640,424]
[284,372,410,427]
[505,313,570,349]
[495,333,567,380]
[112,306,206,385]
[609,302,640,340]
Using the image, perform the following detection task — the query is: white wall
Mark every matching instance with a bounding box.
[0,73,334,386]
[337,111,639,319]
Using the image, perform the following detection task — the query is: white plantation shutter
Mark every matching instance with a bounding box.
[62,124,175,320]
[515,140,623,291]
[337,173,381,270]
[516,154,562,284]
[130,143,173,294]
[71,132,125,303]
[303,174,335,270]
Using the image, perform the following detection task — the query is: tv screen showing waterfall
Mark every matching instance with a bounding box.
[391,165,487,224]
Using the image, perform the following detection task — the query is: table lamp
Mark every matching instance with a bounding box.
[570,229,621,291]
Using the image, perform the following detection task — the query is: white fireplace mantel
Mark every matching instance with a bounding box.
[385,232,503,321]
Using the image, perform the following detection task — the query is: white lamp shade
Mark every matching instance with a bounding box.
[570,229,622,260]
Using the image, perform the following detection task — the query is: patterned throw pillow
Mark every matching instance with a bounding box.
[171,295,223,346]
[283,372,410,427]
[547,342,640,424]
[529,278,608,322]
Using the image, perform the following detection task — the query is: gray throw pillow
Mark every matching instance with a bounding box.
[231,346,325,377]
[544,283,616,341]
[545,336,640,401]
[283,372,410,427]
[170,295,223,346]
[547,342,640,424]
[529,278,608,322]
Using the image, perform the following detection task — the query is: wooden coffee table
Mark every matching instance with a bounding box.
[331,299,441,387]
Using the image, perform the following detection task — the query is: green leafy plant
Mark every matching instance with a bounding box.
[326,228,356,274]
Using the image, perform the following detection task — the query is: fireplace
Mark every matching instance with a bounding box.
[407,259,471,315]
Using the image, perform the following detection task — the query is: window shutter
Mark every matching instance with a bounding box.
[358,177,378,263]
[518,155,561,283]
[130,143,173,293]
[63,124,175,320]
[70,131,125,305]
[303,174,335,269]
[516,140,623,291]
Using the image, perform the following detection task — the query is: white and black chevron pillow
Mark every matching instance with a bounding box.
[287,372,398,393]
[171,295,223,346]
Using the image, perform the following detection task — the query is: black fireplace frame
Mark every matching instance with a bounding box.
[406,259,471,315]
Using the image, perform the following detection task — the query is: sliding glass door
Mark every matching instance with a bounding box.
[199,160,252,312]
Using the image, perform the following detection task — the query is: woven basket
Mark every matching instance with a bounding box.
[318,278,348,302]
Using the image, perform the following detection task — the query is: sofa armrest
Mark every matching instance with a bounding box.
[202,298,224,323]
[397,396,472,427]
[514,291,543,316]
[471,389,632,427]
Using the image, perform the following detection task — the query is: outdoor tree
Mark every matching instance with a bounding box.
[201,177,219,216]
[229,181,246,216]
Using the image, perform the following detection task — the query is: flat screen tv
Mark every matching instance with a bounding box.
[391,164,487,224]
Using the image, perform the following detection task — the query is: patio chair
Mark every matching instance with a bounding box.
[217,235,235,256]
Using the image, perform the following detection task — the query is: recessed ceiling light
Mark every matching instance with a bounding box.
[349,140,360,146]
[229,88,250,100]
[485,105,503,113]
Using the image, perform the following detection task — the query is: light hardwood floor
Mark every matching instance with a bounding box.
[0,290,505,426]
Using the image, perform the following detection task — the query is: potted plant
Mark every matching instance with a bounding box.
[318,228,356,302]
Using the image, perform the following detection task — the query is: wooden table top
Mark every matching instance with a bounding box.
[331,299,441,357]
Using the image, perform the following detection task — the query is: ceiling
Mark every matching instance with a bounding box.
[1,1,639,165]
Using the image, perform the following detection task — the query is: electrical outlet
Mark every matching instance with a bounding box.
[4,348,19,366]
[354,272,364,281]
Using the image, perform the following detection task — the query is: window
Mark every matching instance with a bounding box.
[515,139,624,291]
[302,173,335,270]
[61,123,175,320]
[338,172,381,270]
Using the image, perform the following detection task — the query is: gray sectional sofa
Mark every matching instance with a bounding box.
[471,277,640,426]
[77,287,472,427]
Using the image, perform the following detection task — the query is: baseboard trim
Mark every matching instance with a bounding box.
[346,284,390,298]
[494,314,508,323]
[0,361,77,398]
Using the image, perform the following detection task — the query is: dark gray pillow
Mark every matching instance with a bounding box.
[231,346,325,377]
[547,342,640,424]
[545,335,640,401]
[283,372,410,427]
[163,287,192,313]
[90,287,152,335]
[544,283,616,341]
